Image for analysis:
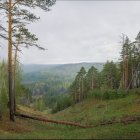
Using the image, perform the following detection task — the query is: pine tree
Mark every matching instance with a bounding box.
[101,61,120,89]
[70,67,86,103]
[85,66,100,91]
[120,35,131,90]
[78,67,86,99]
[0,0,55,121]
[13,26,43,112]
[120,32,140,91]
[127,32,140,90]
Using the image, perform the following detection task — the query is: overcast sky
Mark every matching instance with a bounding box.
[1,1,140,64]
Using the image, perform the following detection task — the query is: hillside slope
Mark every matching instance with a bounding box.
[0,92,140,139]
[52,92,140,125]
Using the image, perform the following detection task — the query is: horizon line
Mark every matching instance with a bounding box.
[21,61,119,65]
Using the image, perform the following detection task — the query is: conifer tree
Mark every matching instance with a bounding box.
[85,66,100,91]
[101,61,120,89]
[120,33,140,90]
[120,35,131,90]
[70,67,86,103]
[0,0,55,121]
[78,67,86,99]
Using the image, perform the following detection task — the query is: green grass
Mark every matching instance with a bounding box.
[0,91,140,139]
[53,93,140,125]
[0,122,140,139]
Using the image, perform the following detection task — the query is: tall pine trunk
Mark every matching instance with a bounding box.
[125,58,128,89]
[8,0,14,121]
[13,48,18,112]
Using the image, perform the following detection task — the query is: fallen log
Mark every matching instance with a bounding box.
[95,116,140,126]
[15,112,140,129]
[15,112,89,128]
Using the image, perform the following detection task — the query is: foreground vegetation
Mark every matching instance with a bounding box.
[0,90,140,139]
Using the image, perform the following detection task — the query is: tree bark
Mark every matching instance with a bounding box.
[13,48,18,112]
[15,113,88,128]
[8,0,14,121]
[126,62,140,92]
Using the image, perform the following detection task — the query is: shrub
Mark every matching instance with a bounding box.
[33,98,46,111]
[87,90,102,99]
[102,91,110,99]
[52,95,73,113]
[117,90,127,98]
[87,89,127,100]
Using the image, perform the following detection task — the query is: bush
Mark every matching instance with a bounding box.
[52,95,73,113]
[33,98,46,111]
[102,89,127,100]
[102,91,110,99]
[0,89,8,114]
[117,90,127,98]
[102,90,116,99]
[87,90,102,99]
[87,89,127,100]
[129,88,140,95]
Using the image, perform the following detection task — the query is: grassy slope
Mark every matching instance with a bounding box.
[0,93,140,139]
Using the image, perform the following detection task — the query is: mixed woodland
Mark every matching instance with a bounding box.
[0,1,140,139]
[0,32,140,116]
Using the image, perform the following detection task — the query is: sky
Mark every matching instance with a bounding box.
[1,1,140,64]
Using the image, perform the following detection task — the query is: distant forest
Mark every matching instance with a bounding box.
[1,32,140,116]
[17,32,140,113]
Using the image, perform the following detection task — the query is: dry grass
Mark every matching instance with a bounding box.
[17,105,49,118]
[0,114,34,133]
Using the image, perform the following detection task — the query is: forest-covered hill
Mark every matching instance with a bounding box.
[21,63,104,110]
[22,62,104,83]
[22,63,104,94]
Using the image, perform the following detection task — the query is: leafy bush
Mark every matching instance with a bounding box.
[52,95,73,113]
[87,90,102,99]
[129,88,140,95]
[87,89,127,100]
[117,90,127,98]
[102,89,127,100]
[33,98,46,111]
